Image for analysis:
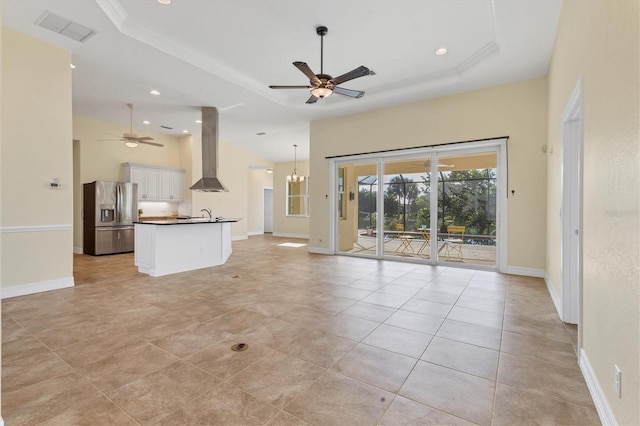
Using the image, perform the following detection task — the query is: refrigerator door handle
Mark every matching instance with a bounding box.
[116,184,122,223]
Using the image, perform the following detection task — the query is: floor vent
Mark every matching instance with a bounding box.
[231,343,248,352]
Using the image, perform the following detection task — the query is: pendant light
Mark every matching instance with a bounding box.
[287,144,305,183]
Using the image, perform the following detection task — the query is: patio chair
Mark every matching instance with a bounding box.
[395,223,415,254]
[444,225,465,260]
[417,227,431,256]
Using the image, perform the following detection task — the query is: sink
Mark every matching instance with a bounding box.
[187,218,213,222]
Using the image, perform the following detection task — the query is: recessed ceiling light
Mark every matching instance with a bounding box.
[158,0,171,4]
[70,63,76,69]
[182,130,189,134]
[435,47,448,56]
[195,120,202,124]
[149,90,160,96]
[142,120,150,125]
[266,169,273,174]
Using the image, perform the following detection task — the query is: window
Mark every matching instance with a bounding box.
[286,178,309,217]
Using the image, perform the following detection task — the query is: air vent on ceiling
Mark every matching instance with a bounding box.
[36,11,96,42]
[160,125,173,130]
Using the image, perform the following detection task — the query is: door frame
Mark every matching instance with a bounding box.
[263,187,273,233]
[561,78,584,333]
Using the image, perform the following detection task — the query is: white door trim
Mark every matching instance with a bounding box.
[263,187,273,233]
[561,78,584,332]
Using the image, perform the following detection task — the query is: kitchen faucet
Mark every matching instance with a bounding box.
[201,208,212,219]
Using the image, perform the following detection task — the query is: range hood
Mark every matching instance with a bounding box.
[190,107,229,192]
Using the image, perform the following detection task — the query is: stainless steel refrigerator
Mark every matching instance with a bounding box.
[83,181,138,255]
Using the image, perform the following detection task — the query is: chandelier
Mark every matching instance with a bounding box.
[287,144,305,183]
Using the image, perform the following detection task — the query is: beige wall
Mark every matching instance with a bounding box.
[1,28,73,289]
[190,134,273,239]
[273,160,310,238]
[547,1,639,424]
[310,78,548,271]
[72,115,187,249]
[247,169,273,235]
[74,115,186,180]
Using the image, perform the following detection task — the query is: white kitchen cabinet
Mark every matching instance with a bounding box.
[172,171,185,201]
[126,165,158,200]
[122,163,184,202]
[134,220,237,277]
[158,169,184,201]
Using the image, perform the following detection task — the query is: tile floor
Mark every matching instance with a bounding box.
[2,235,600,425]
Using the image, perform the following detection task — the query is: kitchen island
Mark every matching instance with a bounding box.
[134,218,241,277]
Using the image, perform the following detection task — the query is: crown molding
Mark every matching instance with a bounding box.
[95,0,127,31]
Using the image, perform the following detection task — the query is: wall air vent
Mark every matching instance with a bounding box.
[160,125,173,130]
[35,11,96,42]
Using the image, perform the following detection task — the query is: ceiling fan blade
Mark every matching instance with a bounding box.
[269,85,313,89]
[293,62,321,85]
[139,141,164,147]
[135,136,155,141]
[97,138,122,141]
[306,95,319,104]
[333,86,365,98]
[331,66,370,86]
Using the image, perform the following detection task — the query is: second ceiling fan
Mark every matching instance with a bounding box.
[269,26,371,104]
[99,103,164,148]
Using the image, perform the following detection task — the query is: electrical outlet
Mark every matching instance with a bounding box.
[614,365,621,398]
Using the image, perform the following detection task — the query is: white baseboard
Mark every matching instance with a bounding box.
[2,276,74,299]
[248,231,264,236]
[73,246,83,254]
[232,235,249,241]
[272,233,310,239]
[308,246,333,255]
[544,273,563,321]
[506,266,545,278]
[579,349,617,426]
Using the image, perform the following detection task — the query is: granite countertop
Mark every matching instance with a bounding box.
[135,217,242,225]
[139,215,190,221]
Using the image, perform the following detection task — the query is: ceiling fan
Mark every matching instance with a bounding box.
[99,103,164,148]
[269,26,371,104]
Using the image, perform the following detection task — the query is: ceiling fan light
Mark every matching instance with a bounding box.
[311,87,332,98]
[125,141,138,148]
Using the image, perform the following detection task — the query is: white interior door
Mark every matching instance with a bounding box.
[264,188,273,233]
[561,80,583,326]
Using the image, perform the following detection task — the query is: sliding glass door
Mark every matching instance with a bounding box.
[382,158,433,261]
[436,152,497,268]
[332,139,505,271]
